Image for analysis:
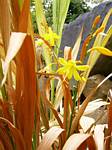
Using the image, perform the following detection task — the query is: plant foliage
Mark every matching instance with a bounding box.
[0,0,112,150]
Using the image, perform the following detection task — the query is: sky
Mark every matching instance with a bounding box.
[84,0,110,8]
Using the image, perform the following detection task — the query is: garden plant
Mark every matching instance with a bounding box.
[0,0,112,150]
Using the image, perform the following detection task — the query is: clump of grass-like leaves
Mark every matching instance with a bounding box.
[0,0,112,149]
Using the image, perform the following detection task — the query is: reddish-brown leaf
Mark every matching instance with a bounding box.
[15,35,37,150]
[0,0,10,51]
[106,89,112,149]
[11,0,20,30]
[108,89,112,132]
[0,125,13,150]
[70,87,97,134]
[18,0,30,32]
[0,139,5,150]
[63,78,73,134]
[64,46,72,60]
[80,35,92,62]
[0,100,13,122]
[0,117,26,150]
[45,77,63,128]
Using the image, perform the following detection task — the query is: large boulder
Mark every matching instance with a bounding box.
[83,74,112,100]
[60,1,112,77]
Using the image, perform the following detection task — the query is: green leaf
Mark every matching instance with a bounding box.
[53,0,71,54]
[35,0,48,35]
[34,0,52,68]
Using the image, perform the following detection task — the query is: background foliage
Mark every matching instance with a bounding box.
[31,0,90,32]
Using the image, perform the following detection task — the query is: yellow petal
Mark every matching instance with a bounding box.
[44,34,50,41]
[67,68,73,79]
[88,47,112,56]
[73,69,81,81]
[49,37,55,46]
[57,67,66,74]
[58,58,67,65]
[76,65,89,71]
[53,33,60,40]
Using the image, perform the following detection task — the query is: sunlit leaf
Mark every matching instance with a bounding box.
[83,99,108,115]
[64,46,72,60]
[72,28,83,60]
[63,133,96,150]
[38,126,64,150]
[1,32,26,86]
[53,0,71,51]
[35,0,48,35]
[34,0,52,69]
[102,25,112,47]
[94,125,105,150]
[80,116,95,133]
[101,8,112,29]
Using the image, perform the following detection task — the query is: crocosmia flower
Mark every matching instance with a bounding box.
[57,58,89,81]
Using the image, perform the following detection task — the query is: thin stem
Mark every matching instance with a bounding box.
[67,86,77,138]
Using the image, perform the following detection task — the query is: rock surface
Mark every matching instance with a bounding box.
[60,1,112,50]
[60,1,112,77]
[83,74,112,100]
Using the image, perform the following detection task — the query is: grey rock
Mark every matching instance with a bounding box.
[83,74,112,100]
[60,1,112,77]
[60,1,112,50]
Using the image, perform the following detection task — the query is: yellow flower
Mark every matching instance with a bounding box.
[42,27,59,46]
[88,47,112,56]
[57,58,89,81]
